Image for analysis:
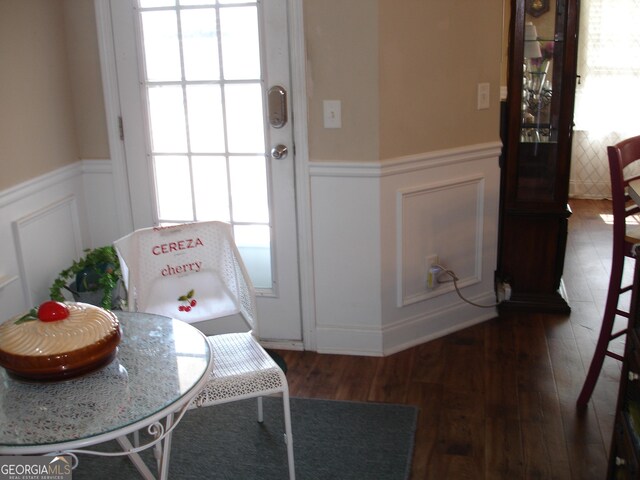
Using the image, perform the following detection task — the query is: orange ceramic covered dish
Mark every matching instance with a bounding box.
[0,302,121,381]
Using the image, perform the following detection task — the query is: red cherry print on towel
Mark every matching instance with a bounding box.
[38,301,70,322]
[177,290,198,313]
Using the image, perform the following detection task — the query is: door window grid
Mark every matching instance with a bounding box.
[136,0,273,289]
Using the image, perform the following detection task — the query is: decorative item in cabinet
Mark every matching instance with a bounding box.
[526,0,550,17]
[521,22,553,144]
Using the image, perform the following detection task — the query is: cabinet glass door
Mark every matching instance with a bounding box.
[517,1,567,202]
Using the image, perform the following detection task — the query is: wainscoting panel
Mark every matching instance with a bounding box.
[0,160,120,323]
[13,195,84,307]
[380,142,501,354]
[309,173,382,355]
[397,175,484,307]
[309,142,501,355]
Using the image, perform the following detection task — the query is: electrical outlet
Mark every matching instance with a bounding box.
[425,254,438,269]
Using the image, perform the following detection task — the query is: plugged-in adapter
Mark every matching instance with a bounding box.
[427,264,443,289]
[425,254,442,289]
[503,282,512,301]
[496,281,512,302]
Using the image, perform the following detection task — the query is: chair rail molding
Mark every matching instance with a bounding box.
[308,141,502,177]
[0,163,81,210]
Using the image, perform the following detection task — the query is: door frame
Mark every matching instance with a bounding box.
[93,0,317,351]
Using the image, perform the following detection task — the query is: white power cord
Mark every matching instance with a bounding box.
[432,263,499,309]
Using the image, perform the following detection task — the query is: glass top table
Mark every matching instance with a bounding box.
[0,311,213,479]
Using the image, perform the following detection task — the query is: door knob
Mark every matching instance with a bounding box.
[271,144,288,160]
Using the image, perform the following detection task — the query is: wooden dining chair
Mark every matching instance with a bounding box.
[577,135,640,408]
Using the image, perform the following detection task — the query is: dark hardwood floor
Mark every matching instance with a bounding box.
[275,198,626,479]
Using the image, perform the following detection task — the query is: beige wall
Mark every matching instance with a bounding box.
[1,1,505,186]
[0,0,78,190]
[379,0,503,158]
[63,0,109,159]
[0,0,108,191]
[502,0,511,90]
[304,0,504,162]
[304,0,380,162]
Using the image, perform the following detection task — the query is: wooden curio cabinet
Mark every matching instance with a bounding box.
[497,0,580,313]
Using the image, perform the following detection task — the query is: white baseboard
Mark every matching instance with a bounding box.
[382,293,497,356]
[313,292,496,356]
[260,340,305,351]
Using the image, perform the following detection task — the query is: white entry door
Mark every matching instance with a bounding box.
[108,0,301,342]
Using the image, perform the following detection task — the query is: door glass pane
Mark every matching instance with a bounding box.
[186,85,225,152]
[225,83,265,153]
[148,86,187,152]
[180,0,214,5]
[192,156,230,221]
[234,225,271,289]
[220,6,261,80]
[229,156,269,223]
[140,0,175,9]
[220,0,255,5]
[137,0,273,289]
[181,9,220,81]
[155,156,194,220]
[140,11,181,82]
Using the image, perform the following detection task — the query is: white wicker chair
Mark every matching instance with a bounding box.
[114,221,295,479]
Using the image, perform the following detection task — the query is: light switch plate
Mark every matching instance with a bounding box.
[477,83,490,110]
[323,100,342,128]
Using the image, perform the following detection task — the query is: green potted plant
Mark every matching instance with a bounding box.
[49,246,124,310]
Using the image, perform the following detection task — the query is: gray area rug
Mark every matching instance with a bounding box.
[72,396,418,479]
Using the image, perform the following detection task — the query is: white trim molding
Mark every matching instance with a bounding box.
[94,0,134,238]
[286,0,316,352]
[0,163,82,210]
[308,141,502,177]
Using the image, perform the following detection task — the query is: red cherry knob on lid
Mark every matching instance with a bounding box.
[38,301,70,322]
